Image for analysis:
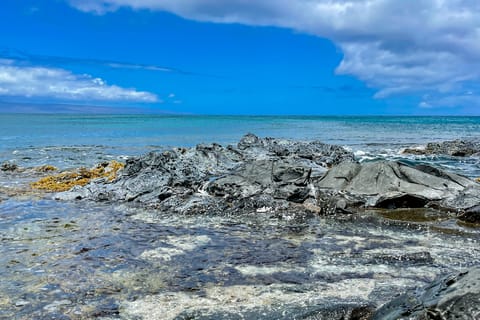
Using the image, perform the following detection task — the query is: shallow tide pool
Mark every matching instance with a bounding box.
[1,197,479,319]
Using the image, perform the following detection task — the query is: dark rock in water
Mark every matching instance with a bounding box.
[372,251,433,265]
[458,205,480,224]
[57,134,480,217]
[403,139,480,156]
[1,162,19,172]
[175,303,375,320]
[58,134,355,215]
[316,160,480,211]
[373,267,480,320]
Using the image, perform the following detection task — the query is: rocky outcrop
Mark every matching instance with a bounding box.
[55,134,480,217]
[315,161,480,212]
[373,267,480,319]
[403,139,480,156]
[57,134,354,215]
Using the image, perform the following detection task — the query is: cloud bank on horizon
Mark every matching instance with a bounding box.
[68,0,480,109]
[0,59,158,102]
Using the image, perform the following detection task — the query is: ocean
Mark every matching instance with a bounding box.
[1,114,480,175]
[1,114,480,319]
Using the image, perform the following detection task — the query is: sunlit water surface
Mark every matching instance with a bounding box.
[1,199,479,319]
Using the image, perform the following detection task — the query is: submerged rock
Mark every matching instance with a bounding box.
[373,267,480,319]
[1,162,19,172]
[174,303,375,320]
[403,139,480,156]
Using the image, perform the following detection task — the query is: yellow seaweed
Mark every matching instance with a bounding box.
[31,161,124,192]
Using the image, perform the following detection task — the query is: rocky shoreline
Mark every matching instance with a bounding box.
[3,134,480,319]
[54,134,480,224]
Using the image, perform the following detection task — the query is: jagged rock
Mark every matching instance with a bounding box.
[56,134,354,216]
[403,139,480,156]
[55,135,480,218]
[315,160,480,211]
[237,133,355,166]
[373,267,480,319]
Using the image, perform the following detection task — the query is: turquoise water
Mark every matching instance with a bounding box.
[1,114,479,176]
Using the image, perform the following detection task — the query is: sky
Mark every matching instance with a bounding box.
[0,0,479,115]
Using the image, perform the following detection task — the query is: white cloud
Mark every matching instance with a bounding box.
[68,0,480,108]
[0,63,158,102]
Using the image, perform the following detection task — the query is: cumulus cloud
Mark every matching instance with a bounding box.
[0,62,158,102]
[68,0,480,108]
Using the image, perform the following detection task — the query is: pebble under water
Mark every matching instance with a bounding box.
[1,197,479,319]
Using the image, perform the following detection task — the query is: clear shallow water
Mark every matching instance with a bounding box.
[1,199,479,319]
[1,114,480,319]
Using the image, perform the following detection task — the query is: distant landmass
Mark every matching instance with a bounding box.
[0,101,180,114]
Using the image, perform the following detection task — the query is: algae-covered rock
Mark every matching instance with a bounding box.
[31,161,124,192]
[35,165,57,172]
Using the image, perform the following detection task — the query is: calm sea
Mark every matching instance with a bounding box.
[1,114,480,176]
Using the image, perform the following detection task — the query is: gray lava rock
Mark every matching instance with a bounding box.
[403,139,480,156]
[237,133,355,167]
[57,134,354,215]
[316,160,480,211]
[55,133,480,218]
[373,267,480,319]
[56,134,480,217]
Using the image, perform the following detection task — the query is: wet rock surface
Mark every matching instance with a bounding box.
[374,267,480,319]
[58,135,480,221]
[173,303,375,320]
[403,139,480,157]
[458,205,480,224]
[316,160,480,213]
[58,134,355,214]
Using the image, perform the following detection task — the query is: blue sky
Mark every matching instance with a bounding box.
[1,0,479,115]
